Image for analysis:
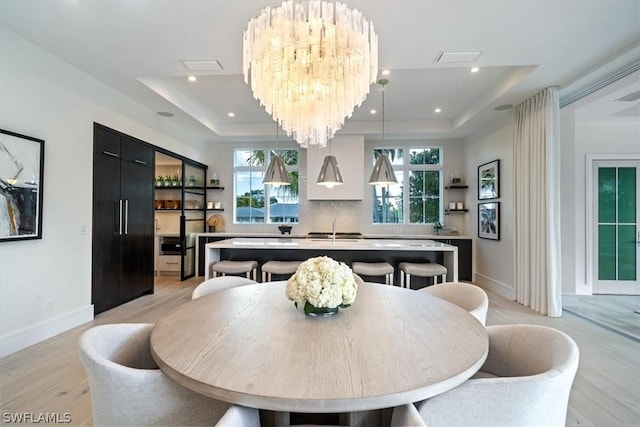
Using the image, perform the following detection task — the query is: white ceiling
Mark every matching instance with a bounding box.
[1,0,638,144]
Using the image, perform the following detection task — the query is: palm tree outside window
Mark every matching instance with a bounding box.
[372,146,442,224]
[234,148,299,224]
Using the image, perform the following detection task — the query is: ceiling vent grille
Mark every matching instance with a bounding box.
[435,51,481,63]
[181,60,224,71]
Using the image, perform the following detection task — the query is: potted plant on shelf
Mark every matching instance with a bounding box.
[156,175,164,187]
[188,175,197,186]
[433,221,442,235]
[172,174,180,186]
[164,175,172,187]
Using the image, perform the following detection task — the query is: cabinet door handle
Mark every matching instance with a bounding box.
[103,151,119,158]
[118,200,123,235]
[134,159,147,165]
[124,199,129,235]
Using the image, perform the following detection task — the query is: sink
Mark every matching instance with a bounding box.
[307,232,363,240]
[309,238,361,243]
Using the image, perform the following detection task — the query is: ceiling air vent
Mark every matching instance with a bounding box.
[435,51,481,63]
[181,60,224,71]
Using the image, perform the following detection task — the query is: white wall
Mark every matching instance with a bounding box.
[463,113,515,299]
[0,28,209,357]
[202,138,467,236]
[461,87,639,300]
[559,110,577,295]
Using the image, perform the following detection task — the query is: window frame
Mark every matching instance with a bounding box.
[233,147,299,225]
[371,145,444,225]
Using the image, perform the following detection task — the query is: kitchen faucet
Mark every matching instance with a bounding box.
[332,218,336,242]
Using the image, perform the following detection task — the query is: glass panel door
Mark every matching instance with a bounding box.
[594,160,639,294]
[181,162,206,280]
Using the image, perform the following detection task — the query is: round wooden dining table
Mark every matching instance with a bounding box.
[150,282,488,413]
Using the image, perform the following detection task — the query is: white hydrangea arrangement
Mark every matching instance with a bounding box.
[285,256,358,315]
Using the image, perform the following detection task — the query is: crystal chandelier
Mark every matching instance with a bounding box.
[243,0,378,148]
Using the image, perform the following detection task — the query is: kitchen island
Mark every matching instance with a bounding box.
[204,238,458,285]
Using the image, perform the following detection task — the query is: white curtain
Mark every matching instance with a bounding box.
[514,87,562,317]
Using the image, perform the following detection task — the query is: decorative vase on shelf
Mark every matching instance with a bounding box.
[285,256,358,318]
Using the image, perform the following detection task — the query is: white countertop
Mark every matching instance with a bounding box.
[195,232,472,239]
[206,237,457,251]
[202,238,460,281]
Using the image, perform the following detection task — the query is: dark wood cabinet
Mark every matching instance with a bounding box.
[92,124,154,314]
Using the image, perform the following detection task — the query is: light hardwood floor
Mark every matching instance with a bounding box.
[563,294,640,342]
[1,277,639,426]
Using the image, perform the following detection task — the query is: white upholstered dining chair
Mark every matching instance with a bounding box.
[418,282,489,325]
[192,276,257,299]
[78,323,260,427]
[390,324,579,427]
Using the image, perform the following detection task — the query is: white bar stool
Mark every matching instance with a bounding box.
[211,260,258,281]
[261,260,302,282]
[399,262,447,289]
[352,261,394,285]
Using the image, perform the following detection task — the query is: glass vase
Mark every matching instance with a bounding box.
[304,302,338,317]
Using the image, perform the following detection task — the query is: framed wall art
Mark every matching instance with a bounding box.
[478,202,500,240]
[0,129,45,242]
[478,159,500,200]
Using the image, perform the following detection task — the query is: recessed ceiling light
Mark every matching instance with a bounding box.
[470,67,479,73]
[370,109,377,114]
[228,112,235,117]
[157,111,174,117]
[434,108,442,113]
[381,70,390,76]
[188,75,197,82]
[494,104,513,111]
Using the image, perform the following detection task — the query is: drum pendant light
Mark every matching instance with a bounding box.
[369,79,398,185]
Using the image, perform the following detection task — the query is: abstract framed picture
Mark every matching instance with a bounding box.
[478,159,500,200]
[0,129,45,242]
[478,202,500,240]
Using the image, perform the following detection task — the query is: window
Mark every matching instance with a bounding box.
[234,148,299,224]
[372,147,442,224]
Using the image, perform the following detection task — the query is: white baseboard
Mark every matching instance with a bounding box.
[0,305,94,358]
[474,272,515,300]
